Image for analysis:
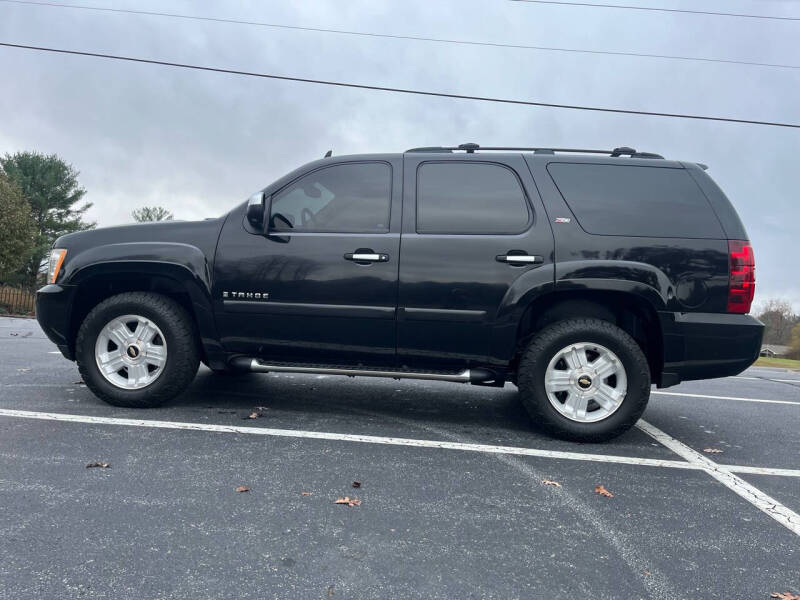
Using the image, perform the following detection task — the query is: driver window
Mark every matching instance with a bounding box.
[269,162,391,233]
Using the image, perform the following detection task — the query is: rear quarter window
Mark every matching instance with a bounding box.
[547,163,725,238]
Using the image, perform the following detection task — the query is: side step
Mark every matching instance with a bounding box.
[230,358,496,384]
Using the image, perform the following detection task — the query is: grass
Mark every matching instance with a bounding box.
[754,356,800,371]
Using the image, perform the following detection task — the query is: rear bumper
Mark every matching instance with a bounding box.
[36,284,77,360]
[657,311,764,387]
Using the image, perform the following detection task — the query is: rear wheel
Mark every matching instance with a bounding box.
[76,292,200,407]
[517,318,650,442]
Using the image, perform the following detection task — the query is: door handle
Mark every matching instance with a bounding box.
[344,252,389,263]
[496,253,543,265]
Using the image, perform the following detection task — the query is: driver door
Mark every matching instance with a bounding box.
[213,158,402,366]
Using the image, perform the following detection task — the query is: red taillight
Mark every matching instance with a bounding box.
[727,240,755,314]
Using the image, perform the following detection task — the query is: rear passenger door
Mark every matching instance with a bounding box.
[398,154,554,370]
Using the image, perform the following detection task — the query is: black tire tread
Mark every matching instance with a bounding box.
[517,318,651,442]
[76,292,199,408]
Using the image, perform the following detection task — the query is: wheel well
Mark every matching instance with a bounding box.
[514,290,664,384]
[68,274,202,359]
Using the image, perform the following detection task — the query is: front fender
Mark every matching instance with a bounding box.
[63,242,211,287]
[63,242,224,367]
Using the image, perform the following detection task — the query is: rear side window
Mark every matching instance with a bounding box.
[547,163,724,238]
[417,162,530,234]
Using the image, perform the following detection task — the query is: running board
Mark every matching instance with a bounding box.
[230,358,495,384]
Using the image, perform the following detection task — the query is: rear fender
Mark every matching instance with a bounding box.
[490,259,668,365]
[554,260,671,309]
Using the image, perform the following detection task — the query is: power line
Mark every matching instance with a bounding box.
[1,42,798,129]
[1,0,798,70]
[510,0,800,21]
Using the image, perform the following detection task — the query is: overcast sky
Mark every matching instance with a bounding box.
[1,0,798,308]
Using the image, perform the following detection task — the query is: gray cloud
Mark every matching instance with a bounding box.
[1,0,797,306]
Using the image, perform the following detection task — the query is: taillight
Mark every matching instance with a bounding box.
[727,240,755,314]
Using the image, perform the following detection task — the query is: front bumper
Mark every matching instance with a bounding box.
[657,311,764,387]
[36,284,77,360]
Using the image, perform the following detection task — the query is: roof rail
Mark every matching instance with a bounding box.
[404,143,664,159]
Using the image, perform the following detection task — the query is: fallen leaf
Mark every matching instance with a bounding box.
[17,368,30,373]
[541,479,562,487]
[301,492,312,496]
[771,593,800,600]
[235,486,250,493]
[334,496,361,507]
[594,484,614,498]
[642,570,651,576]
[352,481,361,488]
[243,407,268,420]
[85,461,110,469]
[703,448,724,454]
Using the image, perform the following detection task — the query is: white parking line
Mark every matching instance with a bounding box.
[637,420,800,537]
[652,390,800,406]
[736,375,800,384]
[724,465,800,477]
[1,408,799,479]
[0,407,700,470]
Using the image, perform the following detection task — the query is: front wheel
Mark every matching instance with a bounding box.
[517,318,651,442]
[76,292,200,408]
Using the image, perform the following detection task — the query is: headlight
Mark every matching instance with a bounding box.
[47,249,67,284]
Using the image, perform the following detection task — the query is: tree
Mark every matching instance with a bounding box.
[788,322,800,359]
[755,299,798,345]
[131,206,174,222]
[0,152,94,289]
[0,174,35,282]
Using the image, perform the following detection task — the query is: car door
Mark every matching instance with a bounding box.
[397,153,554,370]
[213,157,402,366]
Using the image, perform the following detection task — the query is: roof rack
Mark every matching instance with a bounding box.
[405,143,664,159]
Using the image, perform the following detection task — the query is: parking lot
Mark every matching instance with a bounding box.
[0,315,797,599]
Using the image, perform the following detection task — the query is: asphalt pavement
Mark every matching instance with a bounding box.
[0,316,797,599]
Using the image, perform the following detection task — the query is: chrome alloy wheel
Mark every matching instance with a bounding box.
[94,314,167,389]
[544,342,627,423]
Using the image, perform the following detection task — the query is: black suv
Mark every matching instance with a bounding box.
[36,144,763,441]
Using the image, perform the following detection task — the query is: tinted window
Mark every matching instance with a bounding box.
[547,163,724,238]
[270,162,391,233]
[417,162,530,234]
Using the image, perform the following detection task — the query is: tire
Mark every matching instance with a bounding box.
[76,292,200,408]
[517,318,650,442]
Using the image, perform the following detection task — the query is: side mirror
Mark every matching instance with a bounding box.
[246,192,266,229]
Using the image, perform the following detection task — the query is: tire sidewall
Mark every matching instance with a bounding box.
[78,296,190,404]
[519,320,651,441]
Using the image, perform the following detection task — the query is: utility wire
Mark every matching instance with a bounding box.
[1,42,798,129]
[510,0,800,21]
[1,0,797,70]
